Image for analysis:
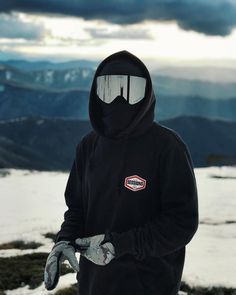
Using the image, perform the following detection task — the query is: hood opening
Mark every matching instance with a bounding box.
[88,50,156,140]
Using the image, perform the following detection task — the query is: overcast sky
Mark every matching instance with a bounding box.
[0,0,236,67]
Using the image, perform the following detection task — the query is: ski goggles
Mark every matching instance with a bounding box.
[96,75,147,105]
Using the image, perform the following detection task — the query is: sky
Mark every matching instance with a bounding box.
[0,0,236,67]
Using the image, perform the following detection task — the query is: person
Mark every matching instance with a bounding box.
[44,50,199,295]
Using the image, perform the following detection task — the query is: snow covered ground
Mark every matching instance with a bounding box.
[0,166,236,294]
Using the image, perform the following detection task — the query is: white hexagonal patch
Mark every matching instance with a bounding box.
[124,175,146,191]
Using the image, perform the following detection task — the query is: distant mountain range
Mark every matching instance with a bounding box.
[151,65,236,83]
[0,85,89,121]
[0,64,236,122]
[0,117,90,171]
[0,60,235,171]
[0,59,99,72]
[0,116,235,171]
[0,63,94,91]
[0,84,236,122]
[157,94,236,121]
[1,60,236,98]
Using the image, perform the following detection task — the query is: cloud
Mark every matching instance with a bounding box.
[0,13,45,40]
[1,0,236,36]
[85,27,153,40]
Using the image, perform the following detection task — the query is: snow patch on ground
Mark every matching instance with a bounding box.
[5,273,77,295]
[1,166,236,290]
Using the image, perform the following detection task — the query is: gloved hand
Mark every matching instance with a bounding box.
[76,232,116,266]
[44,240,88,290]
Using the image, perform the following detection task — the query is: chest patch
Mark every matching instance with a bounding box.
[124,175,147,191]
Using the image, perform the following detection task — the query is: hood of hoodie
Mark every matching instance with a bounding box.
[89,50,156,141]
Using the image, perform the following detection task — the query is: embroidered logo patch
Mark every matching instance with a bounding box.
[124,175,146,191]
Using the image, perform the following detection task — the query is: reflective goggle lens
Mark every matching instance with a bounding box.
[96,75,146,105]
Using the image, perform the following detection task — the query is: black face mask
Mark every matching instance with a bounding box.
[94,56,146,138]
[97,94,144,137]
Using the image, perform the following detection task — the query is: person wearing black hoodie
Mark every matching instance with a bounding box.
[44,50,199,295]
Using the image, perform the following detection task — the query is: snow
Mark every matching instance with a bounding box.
[0,117,29,124]
[0,166,236,293]
[36,119,44,125]
[82,69,91,79]
[44,70,54,84]
[0,84,5,91]
[0,169,67,247]
[182,166,236,289]
[63,68,92,83]
[64,71,72,82]
[5,273,78,295]
[6,70,12,80]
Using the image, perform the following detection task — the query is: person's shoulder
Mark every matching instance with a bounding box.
[152,121,194,167]
[80,130,97,145]
[76,130,98,153]
[152,121,188,152]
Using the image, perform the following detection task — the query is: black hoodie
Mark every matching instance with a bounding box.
[55,50,199,295]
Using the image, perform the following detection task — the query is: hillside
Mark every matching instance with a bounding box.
[0,116,235,171]
[1,83,236,122]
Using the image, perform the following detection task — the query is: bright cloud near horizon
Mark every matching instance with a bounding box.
[0,0,236,67]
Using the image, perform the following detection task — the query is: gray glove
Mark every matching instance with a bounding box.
[44,240,88,290]
[75,232,116,266]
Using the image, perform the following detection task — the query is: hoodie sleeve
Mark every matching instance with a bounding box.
[54,139,85,243]
[109,141,199,260]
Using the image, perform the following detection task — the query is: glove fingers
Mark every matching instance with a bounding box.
[68,240,89,252]
[44,251,63,291]
[75,237,91,246]
[63,246,80,272]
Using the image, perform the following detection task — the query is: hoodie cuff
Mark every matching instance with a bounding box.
[109,230,137,259]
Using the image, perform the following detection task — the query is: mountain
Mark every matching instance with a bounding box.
[151,66,236,83]
[1,59,99,71]
[0,64,94,91]
[162,116,236,167]
[157,94,236,121]
[1,62,236,99]
[0,116,235,171]
[0,117,91,171]
[0,60,235,123]
[152,75,236,100]
[0,84,89,120]
[0,81,236,122]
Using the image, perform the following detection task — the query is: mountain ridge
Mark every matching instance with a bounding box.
[1,83,236,122]
[0,115,235,171]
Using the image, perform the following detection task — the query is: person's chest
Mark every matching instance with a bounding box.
[81,131,163,233]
